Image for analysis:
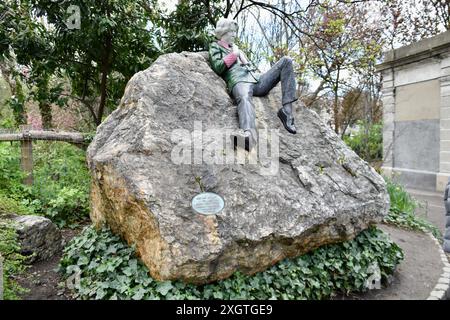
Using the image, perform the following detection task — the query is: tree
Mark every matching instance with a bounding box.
[2,0,446,131]
[153,0,222,52]
[0,1,29,127]
[1,0,161,128]
[380,0,448,48]
[296,3,383,134]
[432,0,450,30]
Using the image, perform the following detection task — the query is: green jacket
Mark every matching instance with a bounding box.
[208,41,260,93]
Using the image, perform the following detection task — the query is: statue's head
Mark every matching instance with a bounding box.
[214,18,238,44]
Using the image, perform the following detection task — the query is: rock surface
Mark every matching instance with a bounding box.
[87,51,390,284]
[11,215,63,263]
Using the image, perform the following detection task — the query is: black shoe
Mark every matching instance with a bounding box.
[230,130,256,151]
[277,107,297,134]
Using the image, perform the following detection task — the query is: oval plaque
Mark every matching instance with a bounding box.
[191,192,225,215]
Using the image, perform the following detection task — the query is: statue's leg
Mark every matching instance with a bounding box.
[252,56,298,106]
[231,82,257,150]
[253,57,298,134]
[232,82,256,131]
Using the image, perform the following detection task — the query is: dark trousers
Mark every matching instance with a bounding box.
[231,56,298,131]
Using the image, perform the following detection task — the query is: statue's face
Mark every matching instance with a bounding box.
[221,28,237,44]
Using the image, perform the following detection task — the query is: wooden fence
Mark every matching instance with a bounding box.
[0,128,89,185]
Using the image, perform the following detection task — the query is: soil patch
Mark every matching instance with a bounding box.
[16,227,83,300]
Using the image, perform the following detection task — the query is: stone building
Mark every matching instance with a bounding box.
[377,30,450,191]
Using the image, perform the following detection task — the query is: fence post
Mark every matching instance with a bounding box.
[19,125,33,185]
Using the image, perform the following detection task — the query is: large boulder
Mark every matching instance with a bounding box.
[10,215,62,262]
[87,51,389,284]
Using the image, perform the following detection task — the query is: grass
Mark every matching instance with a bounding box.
[383,175,441,239]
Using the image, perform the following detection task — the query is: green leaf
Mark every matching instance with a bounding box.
[156,281,174,296]
[132,287,147,300]
[77,255,90,266]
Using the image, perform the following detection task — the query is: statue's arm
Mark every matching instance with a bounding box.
[209,43,236,76]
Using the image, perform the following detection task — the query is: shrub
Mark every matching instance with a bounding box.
[343,121,382,163]
[384,176,441,238]
[0,143,27,196]
[30,142,90,226]
[59,226,403,300]
[0,191,33,215]
[0,218,28,300]
[46,187,89,227]
[0,141,90,227]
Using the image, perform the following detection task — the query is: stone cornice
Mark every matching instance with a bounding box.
[377,30,450,72]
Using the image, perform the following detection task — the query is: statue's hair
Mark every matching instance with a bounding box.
[214,18,238,39]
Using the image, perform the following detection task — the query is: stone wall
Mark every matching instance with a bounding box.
[377,31,450,191]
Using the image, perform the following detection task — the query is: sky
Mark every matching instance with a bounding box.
[158,0,178,14]
[155,0,445,92]
[155,0,322,85]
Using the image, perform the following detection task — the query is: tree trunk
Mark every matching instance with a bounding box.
[333,92,339,134]
[333,67,341,134]
[97,35,112,126]
[39,101,53,129]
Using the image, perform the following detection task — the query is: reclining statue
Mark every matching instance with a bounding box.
[209,17,298,151]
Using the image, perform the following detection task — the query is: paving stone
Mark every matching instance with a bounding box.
[430,290,446,299]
